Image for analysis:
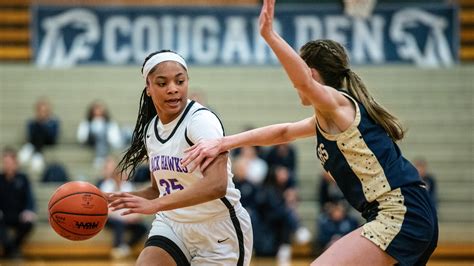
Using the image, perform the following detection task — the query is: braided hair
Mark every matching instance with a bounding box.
[300,40,405,141]
[117,50,176,179]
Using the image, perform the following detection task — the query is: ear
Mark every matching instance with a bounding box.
[310,68,323,84]
[145,86,150,96]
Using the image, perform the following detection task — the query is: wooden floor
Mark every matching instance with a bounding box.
[0,258,473,266]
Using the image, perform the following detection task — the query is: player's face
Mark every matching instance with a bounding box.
[147,61,189,124]
[2,154,18,175]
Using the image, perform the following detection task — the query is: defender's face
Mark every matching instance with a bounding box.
[147,61,189,124]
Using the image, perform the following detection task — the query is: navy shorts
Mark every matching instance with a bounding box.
[362,183,438,266]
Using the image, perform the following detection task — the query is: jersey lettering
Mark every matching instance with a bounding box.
[159,178,184,195]
[317,143,329,165]
[150,155,188,173]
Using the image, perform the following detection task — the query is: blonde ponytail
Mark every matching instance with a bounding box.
[345,71,405,141]
[300,39,406,142]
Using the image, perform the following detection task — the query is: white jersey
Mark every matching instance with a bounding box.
[145,100,241,222]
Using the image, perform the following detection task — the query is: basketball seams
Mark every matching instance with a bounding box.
[48,181,109,241]
[50,211,108,216]
[48,191,108,210]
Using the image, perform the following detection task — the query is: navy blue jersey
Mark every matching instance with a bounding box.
[315,93,421,213]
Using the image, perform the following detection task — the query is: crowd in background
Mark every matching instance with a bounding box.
[0,96,438,262]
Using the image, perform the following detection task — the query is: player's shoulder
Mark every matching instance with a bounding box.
[188,101,217,120]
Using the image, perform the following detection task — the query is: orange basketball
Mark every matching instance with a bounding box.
[48,181,108,241]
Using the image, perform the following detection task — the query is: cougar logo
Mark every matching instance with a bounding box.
[390,8,454,67]
[36,9,100,67]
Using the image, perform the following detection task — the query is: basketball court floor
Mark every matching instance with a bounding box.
[1,258,473,266]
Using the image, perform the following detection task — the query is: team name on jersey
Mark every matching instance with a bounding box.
[150,154,188,173]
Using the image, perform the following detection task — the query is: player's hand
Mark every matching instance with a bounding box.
[103,192,116,203]
[259,0,276,38]
[182,138,223,172]
[108,192,158,215]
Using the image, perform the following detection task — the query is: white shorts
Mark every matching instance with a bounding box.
[146,200,253,266]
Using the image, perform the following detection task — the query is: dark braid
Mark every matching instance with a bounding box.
[300,39,405,141]
[117,50,175,180]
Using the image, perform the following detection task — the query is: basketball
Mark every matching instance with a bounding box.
[48,181,109,241]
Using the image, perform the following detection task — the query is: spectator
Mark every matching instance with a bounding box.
[232,157,263,245]
[256,165,309,265]
[0,147,37,258]
[316,201,359,252]
[318,171,345,212]
[265,143,298,189]
[18,97,60,173]
[414,157,438,209]
[40,162,70,183]
[233,145,268,186]
[129,163,150,184]
[77,101,123,168]
[97,157,147,259]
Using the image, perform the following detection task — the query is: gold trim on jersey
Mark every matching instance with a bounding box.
[362,188,407,250]
[316,92,407,250]
[317,93,391,201]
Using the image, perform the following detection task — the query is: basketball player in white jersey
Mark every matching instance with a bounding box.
[109,50,253,266]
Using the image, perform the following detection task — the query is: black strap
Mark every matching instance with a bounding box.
[154,101,196,144]
[220,197,245,266]
[145,235,190,266]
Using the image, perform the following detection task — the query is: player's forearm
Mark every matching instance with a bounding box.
[130,185,160,200]
[154,154,228,211]
[263,32,315,93]
[220,123,292,152]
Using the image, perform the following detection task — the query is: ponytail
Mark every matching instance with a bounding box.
[117,88,156,180]
[118,49,180,180]
[300,39,405,142]
[344,71,405,141]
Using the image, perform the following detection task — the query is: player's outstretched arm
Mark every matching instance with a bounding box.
[182,116,316,172]
[259,0,342,112]
[110,152,229,215]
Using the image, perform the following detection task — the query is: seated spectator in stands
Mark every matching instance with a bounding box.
[316,201,359,252]
[232,157,263,244]
[77,101,123,168]
[256,165,310,265]
[0,147,37,258]
[40,162,70,183]
[233,145,268,186]
[18,97,60,173]
[97,156,147,259]
[318,171,345,213]
[414,157,438,209]
[265,143,298,191]
[129,163,150,184]
[233,158,261,216]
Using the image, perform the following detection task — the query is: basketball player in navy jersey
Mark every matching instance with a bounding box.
[182,0,438,265]
[109,50,252,266]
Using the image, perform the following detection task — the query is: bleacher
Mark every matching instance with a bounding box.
[0,64,473,260]
[0,0,473,261]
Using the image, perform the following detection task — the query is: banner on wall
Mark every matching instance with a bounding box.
[32,4,459,67]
